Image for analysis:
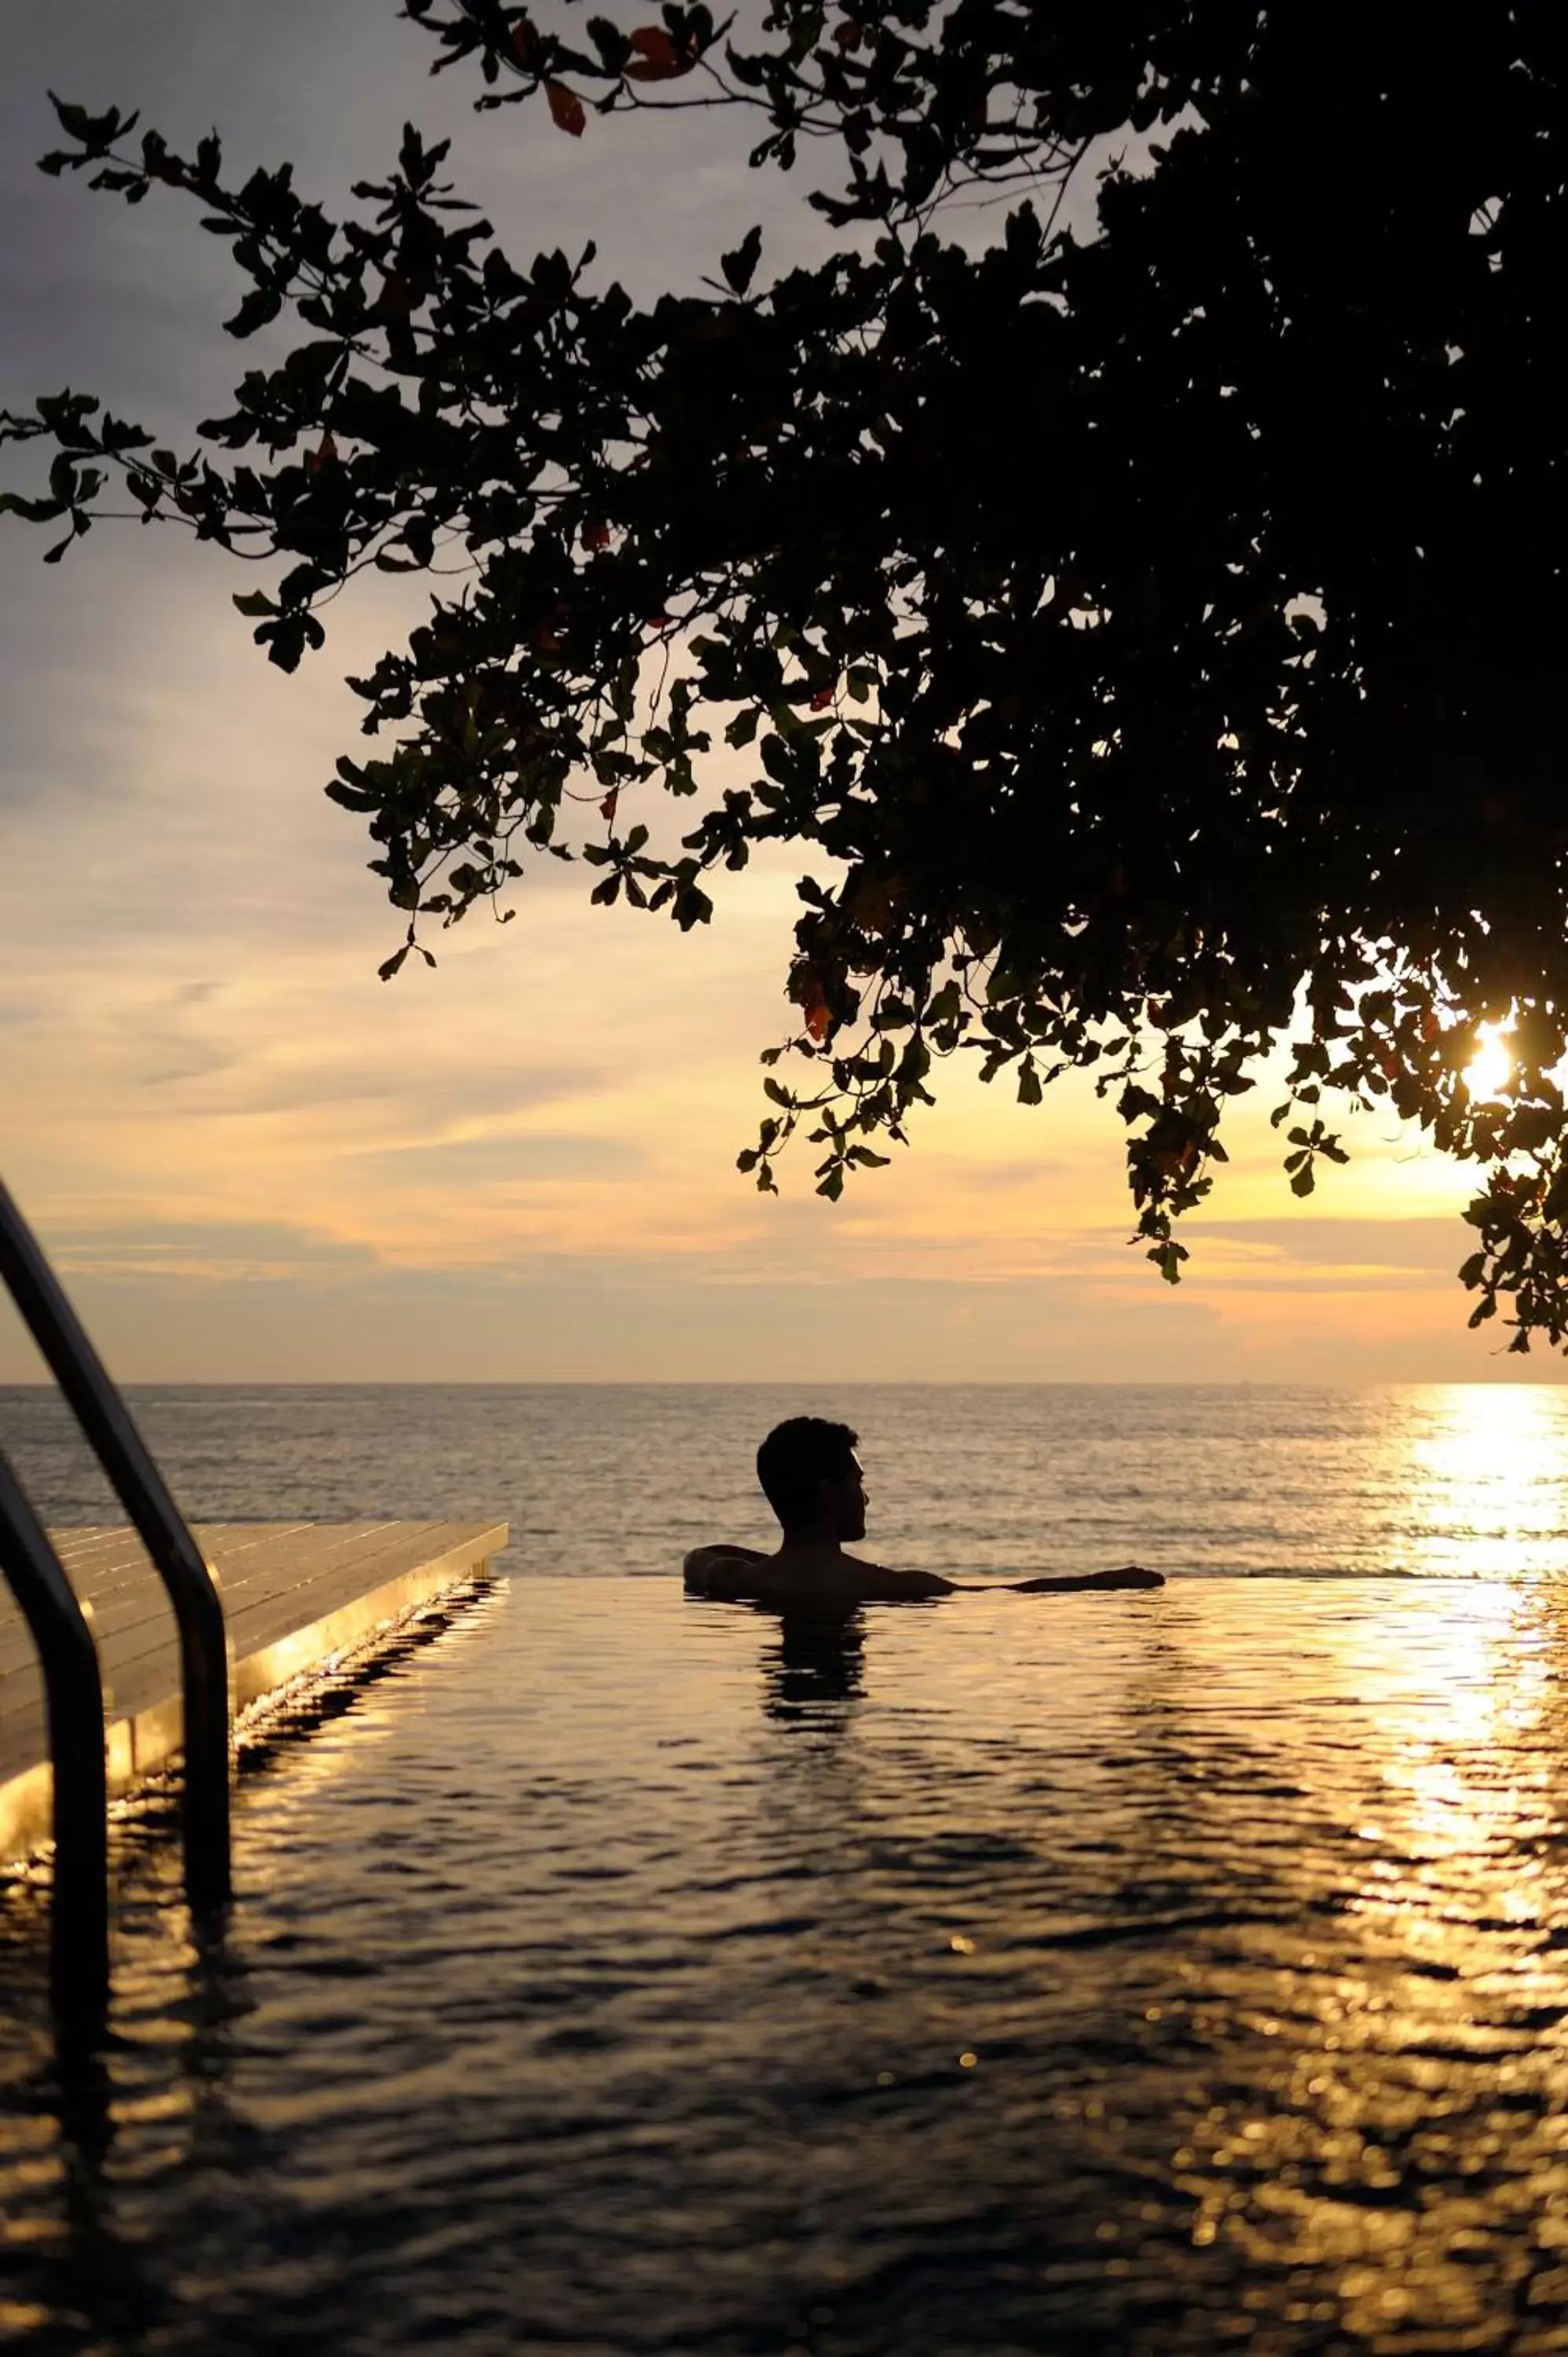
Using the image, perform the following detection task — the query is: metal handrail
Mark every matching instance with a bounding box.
[0,1179,231,1909]
[0,1447,109,2015]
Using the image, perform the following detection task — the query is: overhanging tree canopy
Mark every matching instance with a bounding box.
[5,2,1567,1339]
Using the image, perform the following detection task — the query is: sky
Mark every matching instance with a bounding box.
[0,0,1552,1386]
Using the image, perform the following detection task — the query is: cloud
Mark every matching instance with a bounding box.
[365,1131,645,1182]
[48,1217,380,1283]
[0,1223,1233,1385]
[1189,1215,1471,1281]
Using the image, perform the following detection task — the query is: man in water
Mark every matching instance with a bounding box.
[683,1417,1164,1604]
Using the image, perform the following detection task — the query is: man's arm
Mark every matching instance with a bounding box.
[853,1563,958,1600]
[683,1544,771,1593]
[1005,1566,1165,1592]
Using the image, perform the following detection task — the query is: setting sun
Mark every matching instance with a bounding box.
[1464,1020,1515,1103]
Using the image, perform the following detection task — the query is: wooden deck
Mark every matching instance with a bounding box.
[0,1519,508,1864]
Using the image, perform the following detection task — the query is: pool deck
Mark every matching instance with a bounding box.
[0,1519,508,1864]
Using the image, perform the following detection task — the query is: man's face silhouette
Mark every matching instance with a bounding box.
[824,1452,867,1544]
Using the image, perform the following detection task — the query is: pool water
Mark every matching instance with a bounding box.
[7,1572,1568,2354]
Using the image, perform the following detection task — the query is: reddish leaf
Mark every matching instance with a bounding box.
[308,431,339,475]
[833,20,864,47]
[809,684,835,710]
[544,79,586,136]
[625,27,694,79]
[644,614,672,632]
[599,787,619,823]
[583,516,610,551]
[511,13,537,64]
[791,955,838,1045]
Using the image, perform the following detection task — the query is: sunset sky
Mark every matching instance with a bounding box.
[0,0,1550,1386]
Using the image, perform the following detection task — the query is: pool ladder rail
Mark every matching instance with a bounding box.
[0,1176,231,2017]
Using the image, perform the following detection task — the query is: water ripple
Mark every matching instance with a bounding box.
[4,1575,1568,2349]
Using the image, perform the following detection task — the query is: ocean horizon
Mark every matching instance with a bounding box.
[2,1378,1564,1583]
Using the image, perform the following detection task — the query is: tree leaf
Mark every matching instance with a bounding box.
[625,27,694,80]
[721,225,763,295]
[544,80,586,136]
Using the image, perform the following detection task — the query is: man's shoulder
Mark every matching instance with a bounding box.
[808,1552,951,1601]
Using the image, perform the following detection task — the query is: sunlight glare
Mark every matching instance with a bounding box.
[1463,1019,1515,1102]
[1403,1384,1568,1580]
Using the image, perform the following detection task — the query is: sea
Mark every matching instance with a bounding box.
[5,1382,1568,2356]
[2,1379,1566,1582]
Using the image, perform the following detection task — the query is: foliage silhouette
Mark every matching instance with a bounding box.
[4,3,1567,1340]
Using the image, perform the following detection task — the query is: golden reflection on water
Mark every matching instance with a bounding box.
[1400,1381,1568,1579]
[1347,1383,1567,1912]
[1124,1555,1568,2333]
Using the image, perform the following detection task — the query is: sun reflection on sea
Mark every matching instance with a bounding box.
[1134,1569,1568,2331]
[1398,1382,1568,1579]
[1328,1583,1555,1948]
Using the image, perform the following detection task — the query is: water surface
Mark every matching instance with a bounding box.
[5,1386,1568,2352]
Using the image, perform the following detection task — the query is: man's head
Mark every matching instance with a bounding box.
[757,1417,866,1542]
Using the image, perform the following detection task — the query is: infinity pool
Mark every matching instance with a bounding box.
[5,1574,1568,2354]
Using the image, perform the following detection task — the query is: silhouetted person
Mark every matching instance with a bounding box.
[683,1417,1163,1605]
